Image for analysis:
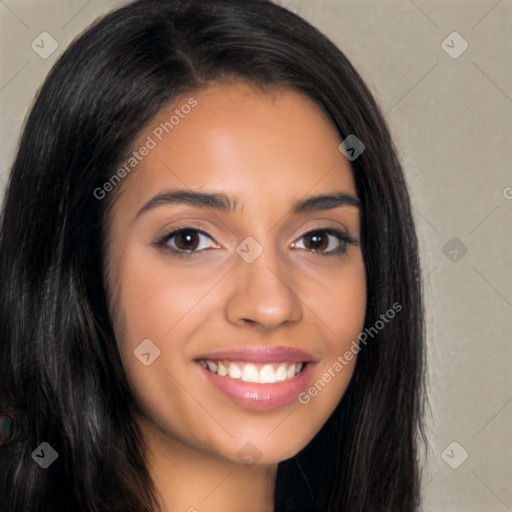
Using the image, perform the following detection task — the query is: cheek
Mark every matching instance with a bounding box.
[110,252,219,445]
[291,256,366,427]
[298,254,367,348]
[113,248,217,342]
[110,245,229,408]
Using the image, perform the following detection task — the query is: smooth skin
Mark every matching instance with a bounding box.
[105,80,367,512]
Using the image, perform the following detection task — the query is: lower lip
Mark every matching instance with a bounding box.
[198,362,315,410]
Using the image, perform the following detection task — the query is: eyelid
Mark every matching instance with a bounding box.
[294,221,354,239]
[294,220,359,242]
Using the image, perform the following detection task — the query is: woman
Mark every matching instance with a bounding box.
[0,0,426,510]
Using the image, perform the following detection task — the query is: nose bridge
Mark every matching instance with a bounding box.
[225,234,302,329]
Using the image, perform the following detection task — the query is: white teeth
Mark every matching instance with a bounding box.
[275,365,287,381]
[206,361,218,373]
[202,360,305,383]
[286,363,296,378]
[228,362,242,379]
[241,364,259,383]
[259,364,276,383]
[217,361,228,377]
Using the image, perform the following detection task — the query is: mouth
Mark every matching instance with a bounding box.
[194,346,316,410]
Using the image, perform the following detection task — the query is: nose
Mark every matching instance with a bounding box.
[225,242,303,332]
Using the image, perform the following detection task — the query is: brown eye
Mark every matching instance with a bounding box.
[173,229,201,251]
[293,228,354,256]
[303,230,329,251]
[156,227,218,257]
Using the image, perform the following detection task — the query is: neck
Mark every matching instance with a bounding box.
[140,417,277,512]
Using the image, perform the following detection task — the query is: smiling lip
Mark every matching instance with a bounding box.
[195,346,316,364]
[194,346,317,410]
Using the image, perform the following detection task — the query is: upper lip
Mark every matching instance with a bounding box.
[195,345,316,364]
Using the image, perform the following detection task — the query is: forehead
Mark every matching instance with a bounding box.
[114,80,356,213]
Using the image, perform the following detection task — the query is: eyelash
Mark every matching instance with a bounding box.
[153,226,358,259]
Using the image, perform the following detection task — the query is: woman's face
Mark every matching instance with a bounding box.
[106,80,366,466]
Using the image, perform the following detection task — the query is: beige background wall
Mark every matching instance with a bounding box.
[1,1,510,510]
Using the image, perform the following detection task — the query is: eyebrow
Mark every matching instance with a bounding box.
[134,188,361,221]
